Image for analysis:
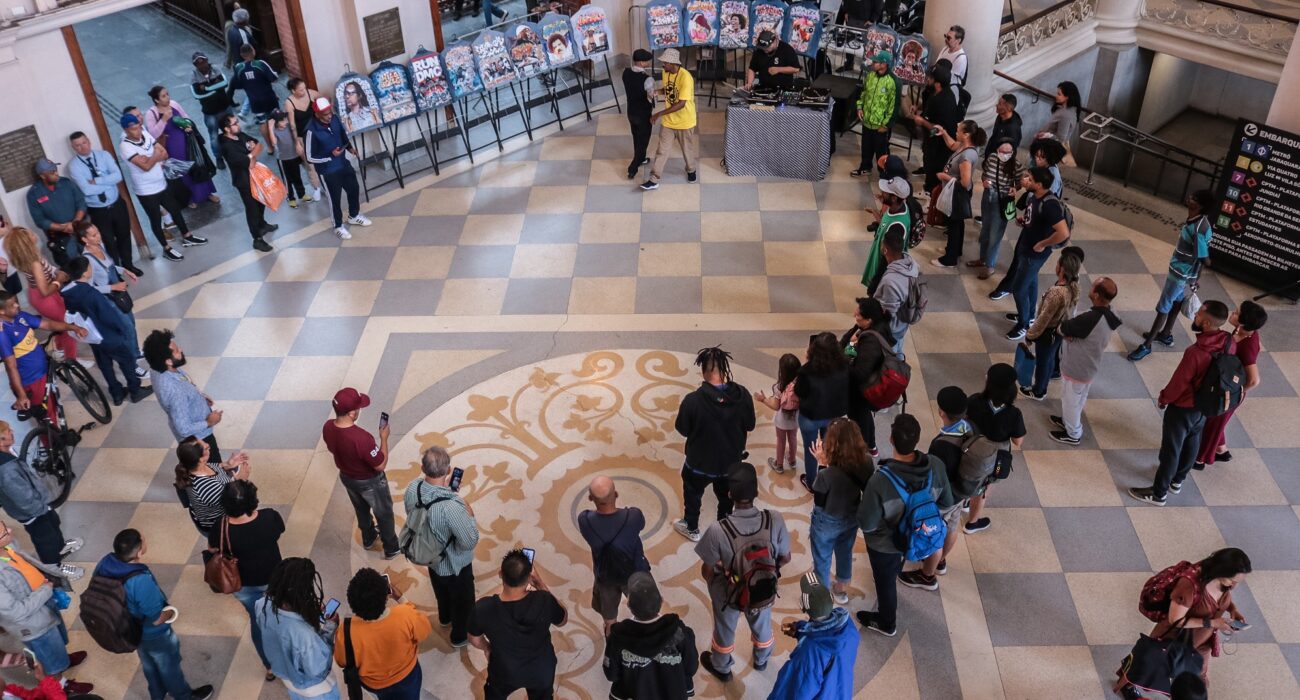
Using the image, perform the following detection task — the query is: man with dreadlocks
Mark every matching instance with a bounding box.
[673,346,756,541]
[255,558,340,700]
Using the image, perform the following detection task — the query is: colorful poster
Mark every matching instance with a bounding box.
[541,13,577,66]
[685,0,719,46]
[370,61,416,123]
[473,30,518,90]
[408,48,452,111]
[749,0,787,46]
[509,22,550,79]
[645,0,684,49]
[335,72,382,133]
[718,0,750,49]
[893,34,930,86]
[864,24,899,62]
[571,5,611,58]
[783,2,820,57]
[442,42,483,98]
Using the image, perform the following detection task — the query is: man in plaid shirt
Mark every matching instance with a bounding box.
[852,51,897,179]
[406,446,480,647]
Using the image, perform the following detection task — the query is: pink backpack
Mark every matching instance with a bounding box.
[777,382,799,417]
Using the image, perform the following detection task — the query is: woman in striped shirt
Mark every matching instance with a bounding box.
[173,435,251,534]
[970,138,1025,280]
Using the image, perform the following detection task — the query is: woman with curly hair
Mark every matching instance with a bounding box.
[256,557,340,699]
[809,417,873,604]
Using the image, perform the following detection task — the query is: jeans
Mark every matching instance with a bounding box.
[798,414,832,483]
[810,508,858,586]
[978,188,1010,268]
[430,563,475,644]
[24,509,66,565]
[628,117,652,176]
[138,627,194,700]
[482,0,506,25]
[322,167,360,228]
[339,473,399,554]
[1151,405,1206,500]
[681,465,731,532]
[203,111,232,165]
[25,619,69,675]
[1060,378,1090,440]
[1006,249,1050,332]
[1030,333,1061,397]
[366,662,422,700]
[86,198,135,269]
[234,585,271,669]
[866,547,905,629]
[92,339,143,401]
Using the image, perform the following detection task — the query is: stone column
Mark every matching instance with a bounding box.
[923,0,1004,124]
[1267,30,1300,133]
[1095,0,1141,46]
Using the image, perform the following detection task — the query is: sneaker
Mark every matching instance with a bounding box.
[135,366,149,378]
[855,610,897,637]
[868,446,879,458]
[335,226,353,240]
[898,570,939,591]
[1050,430,1081,446]
[1169,481,1183,494]
[347,214,373,226]
[936,558,948,576]
[129,386,154,403]
[1004,313,1020,322]
[181,235,208,246]
[687,170,698,183]
[1127,487,1166,506]
[439,618,452,628]
[312,187,324,200]
[850,169,869,178]
[831,588,849,605]
[700,651,732,681]
[752,660,768,671]
[63,680,94,695]
[382,550,400,560]
[930,258,955,269]
[961,499,970,513]
[253,237,274,252]
[798,474,814,494]
[673,519,702,542]
[1193,461,1206,471]
[1126,344,1152,362]
[1217,450,1233,462]
[766,457,785,474]
[1049,415,1065,429]
[867,221,879,232]
[499,10,510,20]
[1119,684,1144,700]
[191,685,215,700]
[110,392,125,407]
[451,638,470,648]
[163,247,184,262]
[288,198,299,209]
[963,517,991,534]
[59,563,85,582]
[627,169,638,180]
[988,290,1010,301]
[261,223,280,234]
[362,538,381,551]
[639,180,659,191]
[1005,327,1026,341]
[66,650,87,668]
[60,537,84,556]
[1143,331,1175,347]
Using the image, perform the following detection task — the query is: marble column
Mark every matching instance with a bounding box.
[922,0,1004,124]
[1267,30,1300,133]
[1095,0,1141,47]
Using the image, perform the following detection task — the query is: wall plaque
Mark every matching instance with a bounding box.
[364,8,406,65]
[0,126,45,193]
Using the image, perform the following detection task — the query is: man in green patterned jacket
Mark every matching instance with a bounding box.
[852,51,897,179]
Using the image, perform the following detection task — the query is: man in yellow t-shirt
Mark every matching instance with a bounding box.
[641,48,699,190]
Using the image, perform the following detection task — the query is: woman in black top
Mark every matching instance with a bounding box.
[840,297,896,455]
[217,113,275,252]
[963,363,1026,534]
[209,480,284,681]
[794,332,851,490]
[913,64,959,193]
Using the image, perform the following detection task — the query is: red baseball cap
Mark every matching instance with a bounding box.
[312,96,333,114]
[332,387,370,413]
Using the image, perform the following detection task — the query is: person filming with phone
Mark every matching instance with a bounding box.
[468,549,569,700]
[333,567,430,700]
[322,388,398,560]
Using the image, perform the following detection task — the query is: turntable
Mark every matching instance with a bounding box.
[747,86,781,104]
[798,87,830,108]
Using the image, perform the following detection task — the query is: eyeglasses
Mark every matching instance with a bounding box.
[345,89,359,96]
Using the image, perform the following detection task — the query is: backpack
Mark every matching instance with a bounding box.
[1040,193,1074,250]
[776,381,799,417]
[80,571,145,653]
[592,510,638,585]
[1194,335,1245,418]
[1138,561,1200,623]
[720,510,780,612]
[398,483,454,567]
[905,195,925,248]
[861,331,911,411]
[896,273,928,325]
[936,431,1002,496]
[956,86,972,121]
[879,467,946,562]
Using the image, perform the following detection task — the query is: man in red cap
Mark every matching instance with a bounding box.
[323,387,396,557]
[303,97,372,241]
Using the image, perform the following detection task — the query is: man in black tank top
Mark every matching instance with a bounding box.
[622,49,655,180]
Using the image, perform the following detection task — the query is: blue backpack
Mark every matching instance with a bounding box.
[880,467,946,562]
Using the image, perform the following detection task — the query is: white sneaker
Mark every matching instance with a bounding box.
[59,564,85,582]
[335,226,352,240]
[312,187,323,201]
[60,537,83,556]
[346,214,372,227]
[134,366,148,379]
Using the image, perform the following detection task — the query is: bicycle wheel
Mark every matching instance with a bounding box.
[53,360,112,425]
[19,426,73,508]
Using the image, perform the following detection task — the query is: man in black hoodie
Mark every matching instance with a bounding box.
[603,572,698,699]
[674,347,755,542]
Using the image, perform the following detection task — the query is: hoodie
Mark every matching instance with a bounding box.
[675,382,756,476]
[1059,305,1122,383]
[94,554,169,639]
[604,613,698,700]
[856,454,954,554]
[876,256,919,339]
[768,608,859,700]
[0,452,51,523]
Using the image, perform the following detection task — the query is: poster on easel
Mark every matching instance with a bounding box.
[718,0,751,49]
[784,2,820,56]
[645,0,684,49]
[864,24,899,62]
[409,47,452,111]
[509,23,550,78]
[892,33,930,85]
[571,5,612,58]
[750,0,787,46]
[370,61,417,123]
[473,30,518,90]
[443,42,483,98]
[685,0,719,46]
[336,71,382,133]
[541,13,577,66]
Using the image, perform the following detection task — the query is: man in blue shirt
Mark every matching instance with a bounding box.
[142,329,223,460]
[0,292,88,416]
[67,132,141,275]
[304,97,372,240]
[1128,189,1215,361]
[25,158,86,265]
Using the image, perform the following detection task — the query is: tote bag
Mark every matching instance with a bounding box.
[248,162,287,212]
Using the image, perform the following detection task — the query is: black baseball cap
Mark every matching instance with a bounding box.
[756,30,775,48]
[632,49,653,62]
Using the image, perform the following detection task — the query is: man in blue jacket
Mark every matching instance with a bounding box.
[59,257,151,405]
[304,97,372,241]
[768,572,858,699]
[0,422,82,576]
[96,529,214,700]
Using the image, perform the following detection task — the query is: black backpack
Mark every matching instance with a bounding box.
[956,86,972,121]
[1194,335,1245,417]
[905,195,926,248]
[80,571,145,653]
[592,511,638,585]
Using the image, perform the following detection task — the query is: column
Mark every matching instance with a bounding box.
[923,0,1004,125]
[1095,0,1141,46]
[1267,29,1300,133]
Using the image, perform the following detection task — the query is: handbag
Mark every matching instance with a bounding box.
[202,517,242,594]
[63,311,103,345]
[342,619,363,700]
[87,255,134,314]
[1115,618,1204,696]
[161,157,195,180]
[185,130,216,184]
[990,448,1013,481]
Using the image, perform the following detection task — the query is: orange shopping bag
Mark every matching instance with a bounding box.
[248,161,287,211]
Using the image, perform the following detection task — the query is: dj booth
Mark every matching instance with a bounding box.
[723,87,834,180]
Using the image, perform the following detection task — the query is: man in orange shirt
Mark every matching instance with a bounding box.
[333,568,431,699]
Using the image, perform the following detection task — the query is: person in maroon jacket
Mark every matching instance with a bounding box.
[1128,300,1231,506]
[322,387,397,557]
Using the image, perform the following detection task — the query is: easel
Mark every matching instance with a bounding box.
[354,126,402,201]
[459,92,506,155]
[579,53,621,116]
[385,112,442,180]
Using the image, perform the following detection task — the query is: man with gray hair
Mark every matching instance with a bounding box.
[403,445,479,647]
[578,476,650,633]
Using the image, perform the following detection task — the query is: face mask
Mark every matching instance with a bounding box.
[997,152,1012,163]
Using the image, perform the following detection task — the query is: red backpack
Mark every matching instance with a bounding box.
[1138,561,1200,622]
[861,331,911,410]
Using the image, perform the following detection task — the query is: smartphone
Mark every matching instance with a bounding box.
[379,411,389,429]
[381,573,390,584]
[522,547,535,564]
[21,648,35,671]
[322,598,341,620]
[449,467,464,492]
[1229,619,1251,631]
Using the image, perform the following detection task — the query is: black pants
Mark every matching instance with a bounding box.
[429,562,475,644]
[628,118,652,176]
[867,547,904,628]
[1151,405,1206,499]
[235,185,267,240]
[24,510,66,566]
[202,433,222,463]
[922,137,947,192]
[136,189,189,247]
[859,127,891,170]
[92,339,142,401]
[322,167,360,228]
[940,216,966,265]
[682,466,732,532]
[485,681,553,700]
[277,158,306,200]
[848,402,876,450]
[87,199,135,269]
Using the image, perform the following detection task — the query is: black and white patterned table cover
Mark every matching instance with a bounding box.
[723,100,834,180]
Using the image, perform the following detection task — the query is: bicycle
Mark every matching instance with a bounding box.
[17,334,111,508]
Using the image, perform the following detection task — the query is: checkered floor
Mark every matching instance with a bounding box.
[13,102,1300,700]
